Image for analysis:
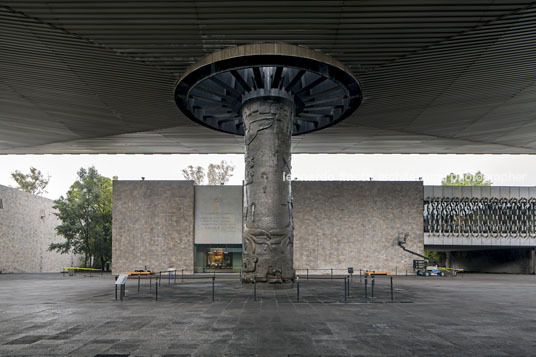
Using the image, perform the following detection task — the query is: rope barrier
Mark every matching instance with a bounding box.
[115,271,398,304]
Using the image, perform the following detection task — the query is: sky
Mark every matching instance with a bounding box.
[0,154,535,200]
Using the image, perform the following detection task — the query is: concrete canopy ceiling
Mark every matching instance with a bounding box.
[2,1,536,154]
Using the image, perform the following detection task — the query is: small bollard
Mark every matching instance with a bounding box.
[296,277,300,301]
[390,276,394,301]
[138,274,141,293]
[330,268,333,280]
[365,276,368,298]
[371,275,375,298]
[307,268,309,280]
[155,278,158,301]
[212,276,215,302]
[254,277,257,301]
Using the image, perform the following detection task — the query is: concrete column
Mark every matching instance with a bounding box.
[241,97,295,283]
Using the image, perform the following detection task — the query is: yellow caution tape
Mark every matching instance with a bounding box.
[437,267,464,273]
[63,267,101,271]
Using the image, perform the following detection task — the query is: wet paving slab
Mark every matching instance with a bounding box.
[1,273,536,356]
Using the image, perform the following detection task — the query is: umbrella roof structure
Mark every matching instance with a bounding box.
[2,1,536,154]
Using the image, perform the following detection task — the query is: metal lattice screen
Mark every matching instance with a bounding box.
[424,197,536,238]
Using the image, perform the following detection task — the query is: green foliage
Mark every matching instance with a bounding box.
[11,167,50,195]
[441,171,492,186]
[49,167,112,269]
[424,251,446,266]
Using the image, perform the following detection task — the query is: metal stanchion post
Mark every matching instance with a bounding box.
[174,270,177,284]
[254,277,257,301]
[297,278,300,301]
[138,274,140,293]
[344,277,348,302]
[371,275,375,298]
[330,268,333,280]
[150,276,152,290]
[390,276,394,301]
[307,268,309,280]
[159,272,162,286]
[212,276,215,302]
[360,269,362,284]
[347,275,350,297]
[168,271,171,285]
[155,278,158,301]
[115,284,117,300]
[365,275,368,298]
[182,269,184,282]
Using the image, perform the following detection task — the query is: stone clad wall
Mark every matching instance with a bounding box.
[112,180,423,274]
[112,180,194,274]
[293,181,423,273]
[0,184,80,273]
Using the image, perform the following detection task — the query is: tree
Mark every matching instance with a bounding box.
[49,167,112,269]
[181,165,205,185]
[441,171,492,186]
[207,160,235,185]
[11,167,50,195]
[424,251,446,266]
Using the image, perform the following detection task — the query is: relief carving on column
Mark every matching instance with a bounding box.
[241,98,295,283]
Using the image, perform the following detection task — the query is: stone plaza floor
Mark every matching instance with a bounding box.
[0,273,535,356]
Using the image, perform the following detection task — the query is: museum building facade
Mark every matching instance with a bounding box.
[112,180,423,275]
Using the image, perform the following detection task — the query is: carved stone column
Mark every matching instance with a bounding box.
[241,97,295,283]
[174,44,363,285]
